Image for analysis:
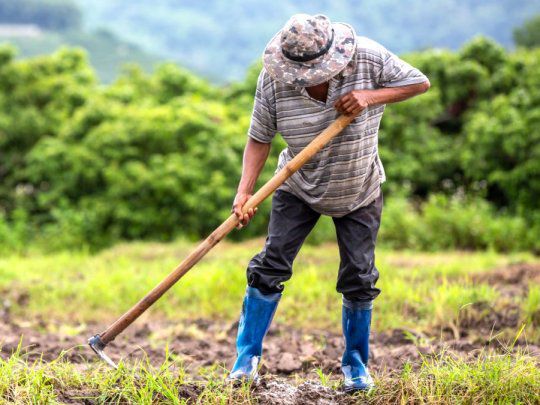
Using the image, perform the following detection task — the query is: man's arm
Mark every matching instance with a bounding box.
[334,81,430,115]
[232,138,272,229]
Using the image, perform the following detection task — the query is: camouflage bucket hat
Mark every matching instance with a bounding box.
[263,14,356,87]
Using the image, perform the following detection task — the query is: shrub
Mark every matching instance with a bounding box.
[378,194,533,252]
[0,40,538,252]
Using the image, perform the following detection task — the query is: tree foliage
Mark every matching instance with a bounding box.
[0,46,94,213]
[377,37,540,215]
[0,38,538,251]
[514,14,540,48]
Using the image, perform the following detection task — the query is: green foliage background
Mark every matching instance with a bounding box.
[514,14,540,48]
[0,35,539,253]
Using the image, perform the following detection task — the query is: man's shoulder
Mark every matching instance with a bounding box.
[257,68,277,91]
[354,36,386,62]
[259,67,295,94]
[259,67,273,82]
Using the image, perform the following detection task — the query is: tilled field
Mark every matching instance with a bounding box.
[0,262,539,403]
[0,317,538,403]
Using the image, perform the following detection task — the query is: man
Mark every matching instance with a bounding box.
[229,14,430,391]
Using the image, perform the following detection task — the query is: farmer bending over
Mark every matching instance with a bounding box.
[229,14,430,392]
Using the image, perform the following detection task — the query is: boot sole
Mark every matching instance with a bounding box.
[227,375,259,387]
[343,383,374,394]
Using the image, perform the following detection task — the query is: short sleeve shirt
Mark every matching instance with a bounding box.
[248,36,428,217]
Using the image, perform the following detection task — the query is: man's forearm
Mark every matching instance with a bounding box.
[334,81,430,115]
[237,138,272,193]
[367,81,430,106]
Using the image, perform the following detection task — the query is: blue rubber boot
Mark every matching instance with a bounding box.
[229,286,281,382]
[341,298,375,392]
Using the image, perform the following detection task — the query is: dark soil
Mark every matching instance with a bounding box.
[1,315,538,404]
[472,262,540,294]
[3,316,535,376]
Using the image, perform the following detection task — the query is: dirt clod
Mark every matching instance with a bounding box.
[277,352,302,373]
[256,378,355,405]
[474,263,540,291]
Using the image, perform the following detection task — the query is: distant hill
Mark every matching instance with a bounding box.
[0,0,161,83]
[1,28,161,83]
[75,0,540,82]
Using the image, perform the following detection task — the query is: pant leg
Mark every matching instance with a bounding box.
[247,189,320,294]
[333,190,383,302]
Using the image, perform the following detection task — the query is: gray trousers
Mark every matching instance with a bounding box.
[247,189,383,302]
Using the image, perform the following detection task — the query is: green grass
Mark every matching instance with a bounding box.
[373,350,540,404]
[0,239,535,335]
[523,284,540,328]
[0,345,258,403]
[0,347,538,404]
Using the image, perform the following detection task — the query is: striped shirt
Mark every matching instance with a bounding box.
[248,36,428,217]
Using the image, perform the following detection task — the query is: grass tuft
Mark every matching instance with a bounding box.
[372,351,540,404]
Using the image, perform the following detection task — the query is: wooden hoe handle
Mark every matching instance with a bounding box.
[98,114,355,344]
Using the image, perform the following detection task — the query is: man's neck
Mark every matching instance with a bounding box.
[305,82,329,102]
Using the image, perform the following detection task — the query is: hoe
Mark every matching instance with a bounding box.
[88,114,355,368]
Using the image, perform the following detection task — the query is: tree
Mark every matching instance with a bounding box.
[0,46,95,215]
[1,40,539,250]
[513,14,540,48]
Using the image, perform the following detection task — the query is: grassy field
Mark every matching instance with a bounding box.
[0,239,539,403]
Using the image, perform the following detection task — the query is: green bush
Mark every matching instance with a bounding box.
[0,40,538,253]
[378,194,535,252]
[0,209,33,255]
[298,193,536,253]
[514,14,540,49]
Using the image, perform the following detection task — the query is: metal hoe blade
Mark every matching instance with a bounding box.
[88,335,118,369]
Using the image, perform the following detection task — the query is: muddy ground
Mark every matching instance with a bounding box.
[2,318,538,404]
[1,262,539,404]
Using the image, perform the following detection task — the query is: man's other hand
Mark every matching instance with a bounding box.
[232,192,257,229]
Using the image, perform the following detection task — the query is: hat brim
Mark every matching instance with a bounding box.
[263,22,356,87]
